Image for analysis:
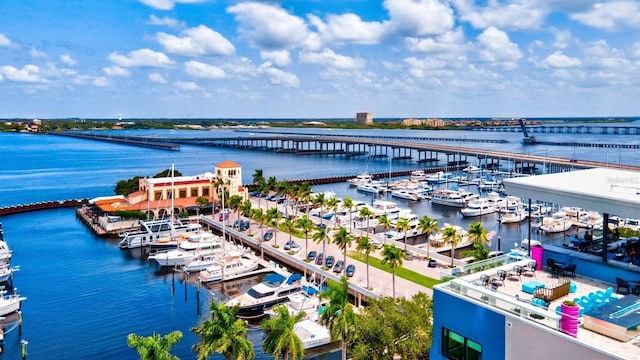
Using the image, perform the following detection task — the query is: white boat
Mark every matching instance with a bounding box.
[430,188,478,208]
[409,170,428,182]
[118,218,202,249]
[178,231,223,251]
[356,183,386,194]
[347,172,374,187]
[425,171,452,184]
[461,199,497,217]
[294,319,332,350]
[463,165,482,173]
[0,240,12,263]
[478,177,502,192]
[390,189,421,201]
[497,196,523,213]
[148,244,225,267]
[226,272,305,318]
[266,285,325,320]
[0,290,25,317]
[500,209,528,224]
[197,251,259,283]
[539,212,573,233]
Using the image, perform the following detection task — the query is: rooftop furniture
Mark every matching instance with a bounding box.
[475,274,491,288]
[522,280,545,294]
[616,277,631,294]
[507,265,524,281]
[522,260,536,277]
[491,270,506,287]
[562,264,577,278]
[546,258,565,278]
[534,279,571,303]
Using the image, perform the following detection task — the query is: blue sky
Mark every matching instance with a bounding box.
[1,0,639,119]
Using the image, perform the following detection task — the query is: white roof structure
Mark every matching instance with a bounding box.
[502,167,640,218]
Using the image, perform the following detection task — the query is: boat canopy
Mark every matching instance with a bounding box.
[286,273,303,285]
[263,273,286,286]
[302,285,318,295]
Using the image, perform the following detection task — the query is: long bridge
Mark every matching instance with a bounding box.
[472,124,640,135]
[51,132,640,173]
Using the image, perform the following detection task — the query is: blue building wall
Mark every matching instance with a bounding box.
[430,288,505,359]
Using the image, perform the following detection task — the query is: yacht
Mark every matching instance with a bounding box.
[347,172,374,187]
[356,183,386,194]
[293,319,332,350]
[0,240,12,263]
[431,189,478,208]
[177,231,223,251]
[460,199,497,217]
[500,209,528,224]
[197,251,259,283]
[118,218,202,249]
[539,212,573,233]
[0,289,26,317]
[226,272,305,318]
[425,171,452,185]
[409,170,428,182]
[390,189,422,201]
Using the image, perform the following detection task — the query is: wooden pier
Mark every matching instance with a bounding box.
[0,199,88,217]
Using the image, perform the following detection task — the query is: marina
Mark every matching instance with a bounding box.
[1,127,640,358]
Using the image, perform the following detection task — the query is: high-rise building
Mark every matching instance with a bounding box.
[355,112,373,125]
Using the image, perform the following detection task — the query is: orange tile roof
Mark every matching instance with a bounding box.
[215,160,241,168]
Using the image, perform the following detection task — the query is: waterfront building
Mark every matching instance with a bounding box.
[92,160,247,218]
[355,112,373,125]
[430,168,640,360]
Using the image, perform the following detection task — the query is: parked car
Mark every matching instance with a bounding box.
[345,264,356,277]
[315,253,324,265]
[324,255,335,269]
[371,238,383,249]
[333,260,345,273]
[218,213,228,221]
[306,250,318,261]
[263,230,274,242]
[404,250,415,260]
[289,242,301,253]
[239,220,250,231]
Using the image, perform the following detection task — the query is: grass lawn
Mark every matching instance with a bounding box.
[348,251,443,289]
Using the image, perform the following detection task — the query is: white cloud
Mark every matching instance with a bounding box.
[571,1,640,30]
[156,25,235,56]
[148,73,168,83]
[404,29,467,54]
[260,50,291,67]
[108,48,174,68]
[383,0,455,36]
[92,77,110,87]
[299,49,365,70]
[0,64,46,83]
[227,2,312,50]
[139,0,205,11]
[261,66,300,87]
[103,66,130,77]
[552,29,574,50]
[174,80,201,91]
[453,0,549,30]
[0,34,11,47]
[29,47,46,58]
[184,60,226,79]
[147,15,184,28]
[60,54,78,66]
[476,26,522,69]
[309,13,384,45]
[542,51,582,68]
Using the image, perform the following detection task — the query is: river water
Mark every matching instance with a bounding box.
[0,124,637,359]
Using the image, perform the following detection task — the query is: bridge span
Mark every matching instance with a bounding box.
[52,132,640,174]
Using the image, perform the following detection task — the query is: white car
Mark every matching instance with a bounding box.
[370,238,383,249]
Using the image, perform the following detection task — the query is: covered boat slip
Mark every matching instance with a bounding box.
[503,168,640,264]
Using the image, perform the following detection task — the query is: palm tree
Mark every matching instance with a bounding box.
[395,216,412,251]
[312,192,326,225]
[355,236,374,289]
[297,182,312,219]
[312,223,329,259]
[252,168,264,186]
[252,208,265,258]
[466,221,491,261]
[260,305,306,360]
[417,215,440,258]
[443,224,463,267]
[358,206,372,237]
[127,331,183,360]
[341,196,355,231]
[377,213,391,244]
[228,194,243,224]
[281,217,296,246]
[326,196,339,227]
[319,277,356,360]
[381,245,406,299]
[266,207,281,246]
[191,302,254,360]
[332,226,354,274]
[241,200,253,223]
[295,215,314,257]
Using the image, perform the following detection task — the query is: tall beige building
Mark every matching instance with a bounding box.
[355,112,373,125]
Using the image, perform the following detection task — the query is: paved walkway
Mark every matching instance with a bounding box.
[214,197,450,299]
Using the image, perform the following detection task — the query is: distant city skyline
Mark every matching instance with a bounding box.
[1,1,639,119]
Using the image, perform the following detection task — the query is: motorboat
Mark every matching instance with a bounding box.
[266,285,325,320]
[356,183,386,194]
[347,172,374,187]
[148,244,225,267]
[497,196,523,213]
[0,289,25,317]
[0,266,15,283]
[425,171,452,185]
[197,251,259,283]
[118,218,202,249]
[430,188,478,208]
[293,319,332,350]
[478,177,502,192]
[226,272,305,318]
[177,231,223,251]
[409,170,428,182]
[539,212,573,233]
[500,209,528,224]
[461,199,497,217]
[462,165,482,173]
[0,240,12,263]
[390,189,421,201]
[182,252,222,273]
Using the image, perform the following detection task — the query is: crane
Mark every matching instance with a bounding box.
[517,118,536,145]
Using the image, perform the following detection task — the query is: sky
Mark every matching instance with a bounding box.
[0,0,639,119]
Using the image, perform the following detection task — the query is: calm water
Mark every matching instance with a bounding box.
[0,125,637,358]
